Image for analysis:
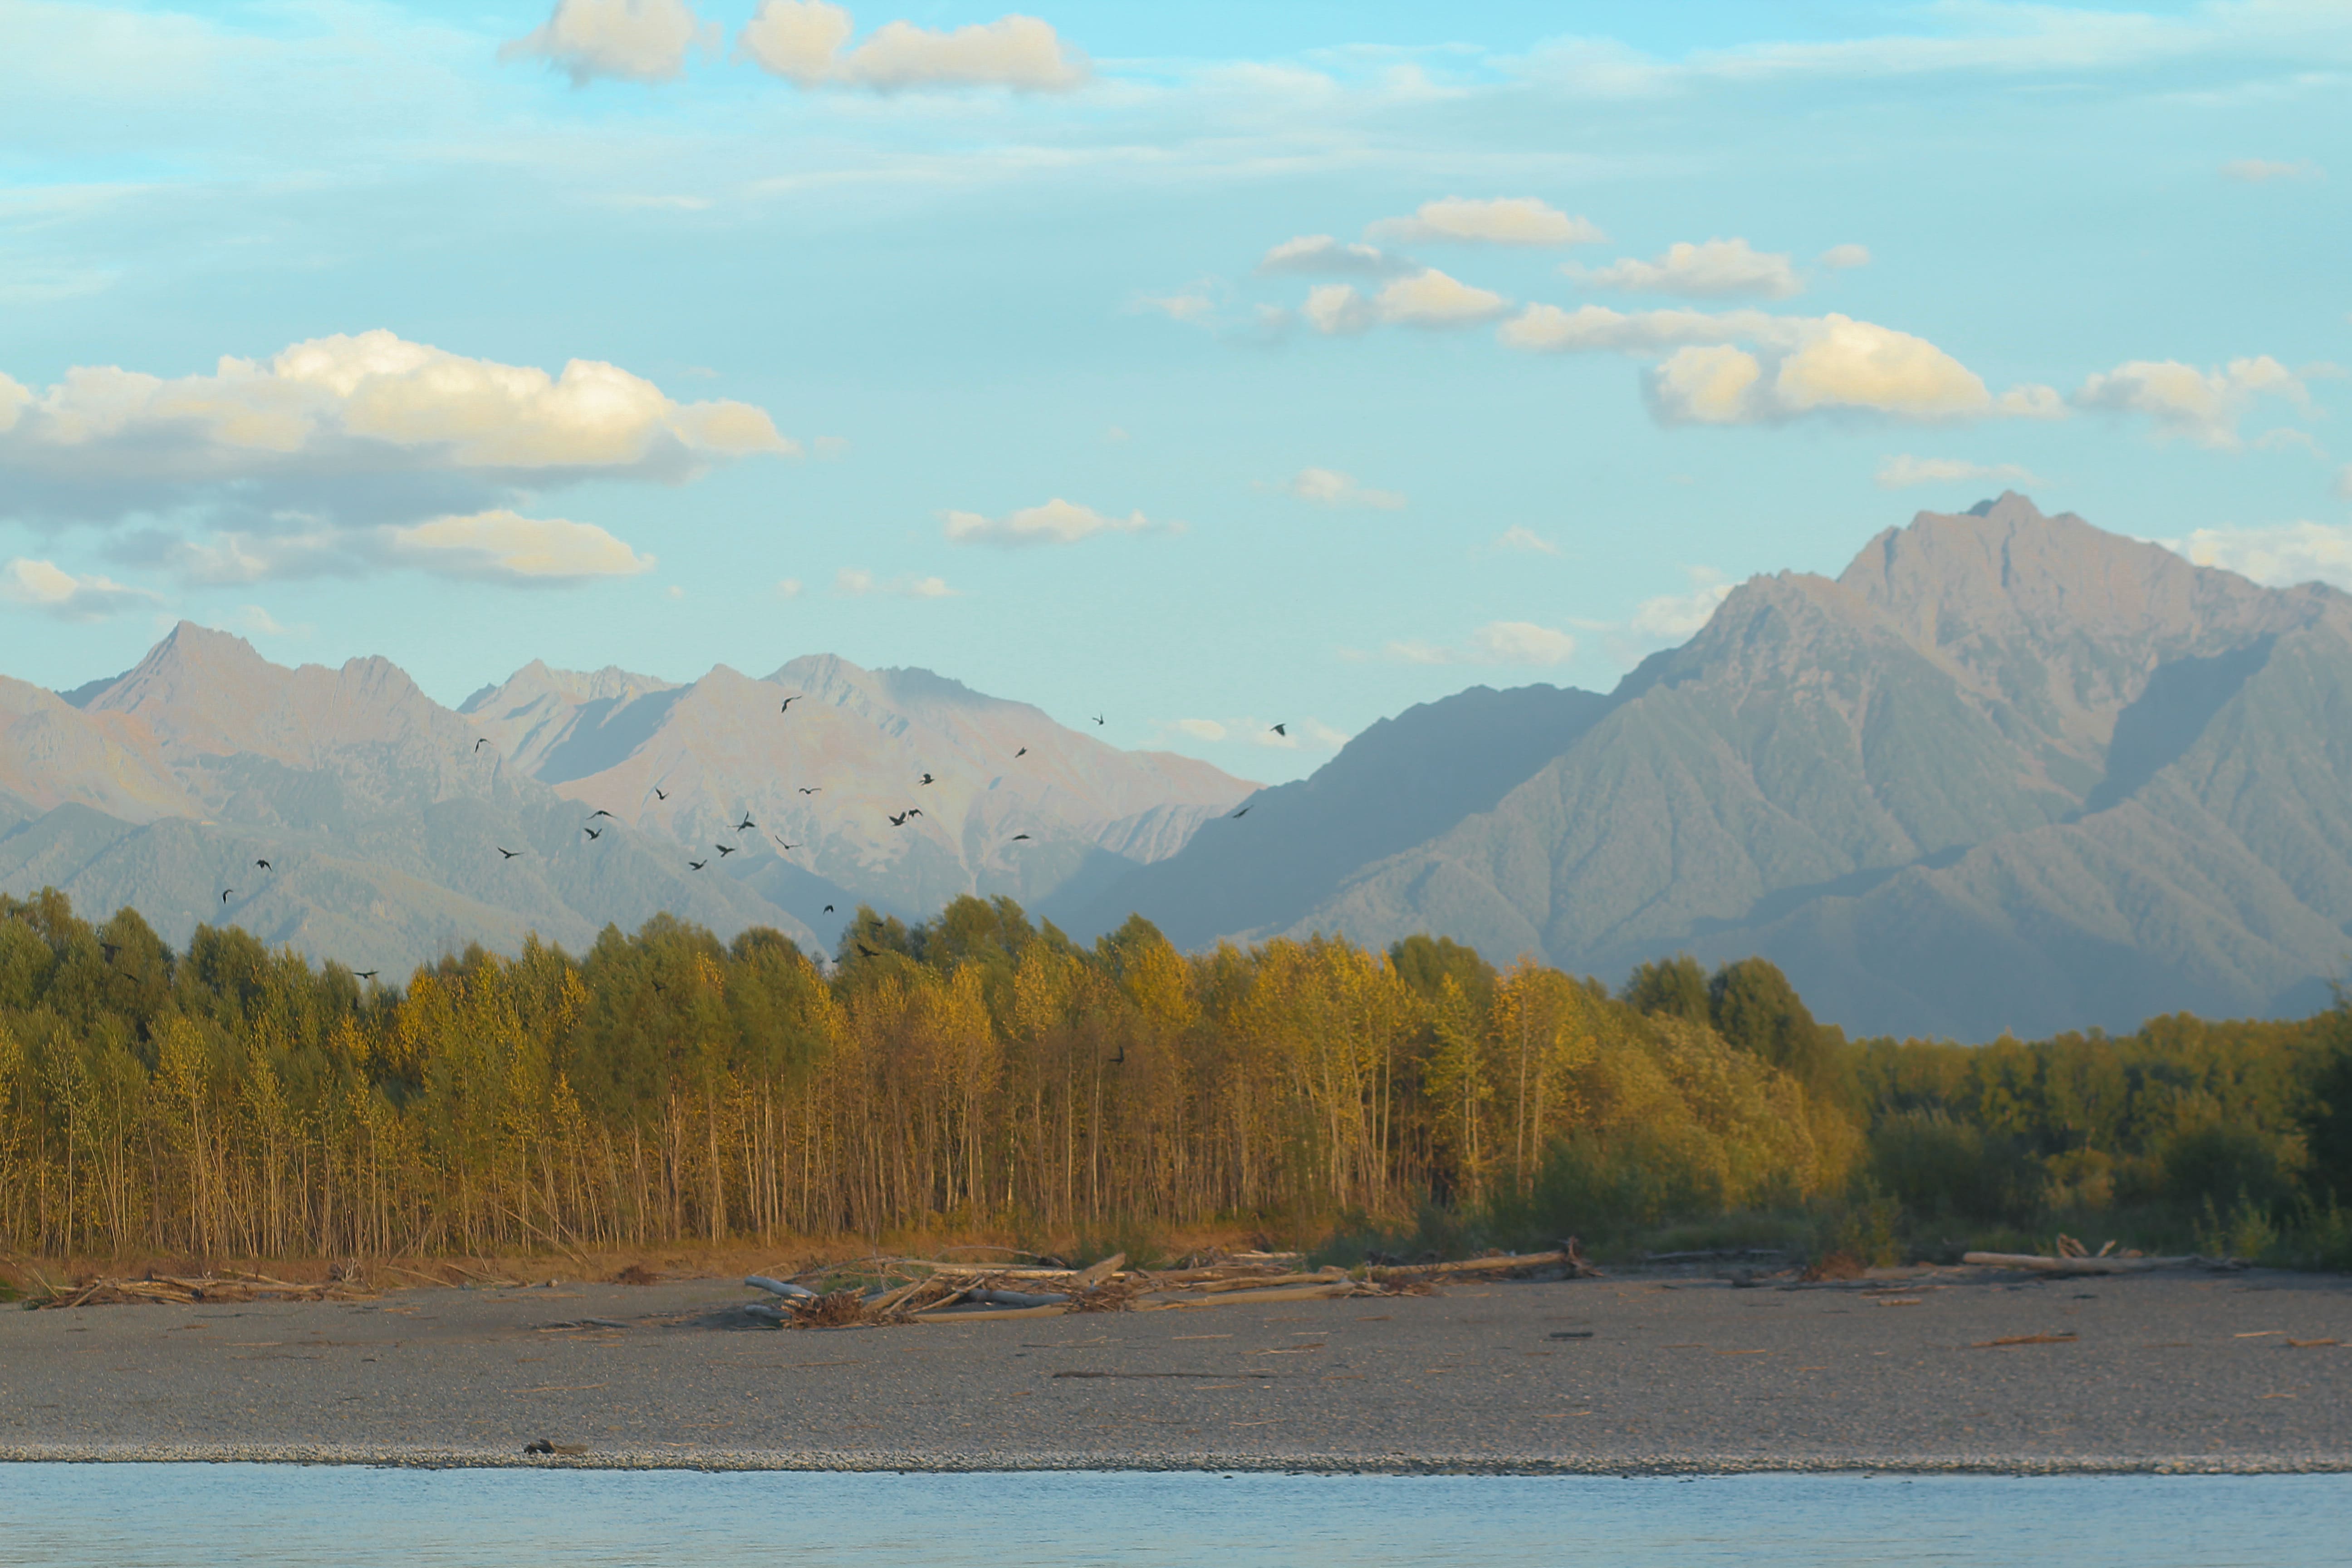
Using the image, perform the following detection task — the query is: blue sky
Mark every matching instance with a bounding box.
[2,0,2346,780]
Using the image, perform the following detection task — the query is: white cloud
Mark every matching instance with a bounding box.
[1384,620,1578,667]
[500,0,718,85]
[813,435,850,460]
[1500,304,2022,424]
[1875,455,2040,490]
[1304,270,1509,335]
[1137,286,1219,324]
[1367,198,1604,247]
[1572,237,1802,299]
[834,567,959,598]
[2172,521,2352,590]
[1995,384,2069,420]
[385,510,656,583]
[2074,356,2309,450]
[1167,718,1225,741]
[2221,158,2323,183]
[737,1,1087,93]
[775,577,804,598]
[1492,526,1560,556]
[229,605,307,638]
[1279,467,1405,510]
[1819,244,1872,270]
[0,558,160,620]
[1630,568,1733,640]
[1,329,791,488]
[1256,235,1411,276]
[942,497,1163,547]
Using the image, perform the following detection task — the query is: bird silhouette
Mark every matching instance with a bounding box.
[1109,1044,1127,1065]
[780,696,801,713]
[1270,723,1288,736]
[497,846,520,859]
[1011,833,1032,841]
[906,807,922,818]
[716,843,737,857]
[798,786,821,795]
[589,808,614,819]
[354,970,377,980]
[474,738,488,751]
[737,813,756,832]
[773,835,799,849]
[584,827,603,841]
[688,859,707,871]
[1091,714,1105,726]
[101,942,121,961]
[1014,747,1027,758]
[654,787,668,801]
[888,812,909,827]
[255,858,272,871]
[823,904,835,914]
[220,889,233,903]
[856,942,881,959]
[917,773,934,786]
[1230,806,1250,818]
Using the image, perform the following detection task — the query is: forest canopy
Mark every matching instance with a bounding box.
[0,889,2344,1268]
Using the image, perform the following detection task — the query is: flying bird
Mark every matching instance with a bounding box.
[798,786,821,795]
[773,835,799,849]
[1014,747,1027,758]
[589,809,614,819]
[716,843,737,857]
[856,942,881,959]
[1230,806,1250,818]
[101,942,121,961]
[654,787,668,801]
[584,827,603,841]
[1011,833,1031,841]
[220,889,233,903]
[1270,723,1288,737]
[254,858,272,871]
[474,738,488,752]
[780,696,801,713]
[737,813,756,832]
[888,812,909,827]
[823,904,835,914]
[917,773,934,786]
[1091,714,1105,726]
[688,859,707,871]
[355,970,377,981]
[906,807,922,818]
[496,846,519,859]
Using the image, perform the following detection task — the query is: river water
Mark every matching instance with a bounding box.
[0,1465,2342,1566]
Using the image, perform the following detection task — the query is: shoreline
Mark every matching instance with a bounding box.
[6,1265,2345,1477]
[2,1445,2349,1476]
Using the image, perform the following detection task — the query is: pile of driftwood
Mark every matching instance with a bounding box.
[36,1267,377,1308]
[741,1245,1594,1329]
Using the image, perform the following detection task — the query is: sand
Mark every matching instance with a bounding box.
[2,1263,2347,1473]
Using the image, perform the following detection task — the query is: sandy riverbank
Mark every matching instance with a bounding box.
[2,1264,2346,1473]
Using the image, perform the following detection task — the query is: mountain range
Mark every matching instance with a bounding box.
[1072,494,2352,1039]
[0,628,1251,976]
[5,493,2346,1041]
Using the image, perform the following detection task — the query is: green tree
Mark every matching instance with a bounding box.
[1622,954,1709,1024]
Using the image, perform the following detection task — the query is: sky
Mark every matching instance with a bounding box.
[1,0,2347,781]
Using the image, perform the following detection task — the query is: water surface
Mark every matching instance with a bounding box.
[0,1465,2342,1567]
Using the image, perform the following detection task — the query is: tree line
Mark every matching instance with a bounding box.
[0,888,2344,1267]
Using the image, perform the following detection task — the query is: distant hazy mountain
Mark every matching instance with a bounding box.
[0,626,1250,975]
[1081,495,2352,1039]
[461,651,1253,935]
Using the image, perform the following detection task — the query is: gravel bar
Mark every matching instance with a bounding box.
[4,1265,2346,1474]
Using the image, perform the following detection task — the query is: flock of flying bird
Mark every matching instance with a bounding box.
[210,691,1281,980]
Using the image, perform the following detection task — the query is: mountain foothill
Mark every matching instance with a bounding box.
[5,493,2345,1043]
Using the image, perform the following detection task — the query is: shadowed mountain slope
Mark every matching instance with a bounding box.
[1087,495,2352,1039]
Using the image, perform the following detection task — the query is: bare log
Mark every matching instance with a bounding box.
[745,1275,819,1300]
[1961,1251,2219,1274]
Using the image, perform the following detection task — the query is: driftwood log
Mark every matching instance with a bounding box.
[1961,1251,2215,1274]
